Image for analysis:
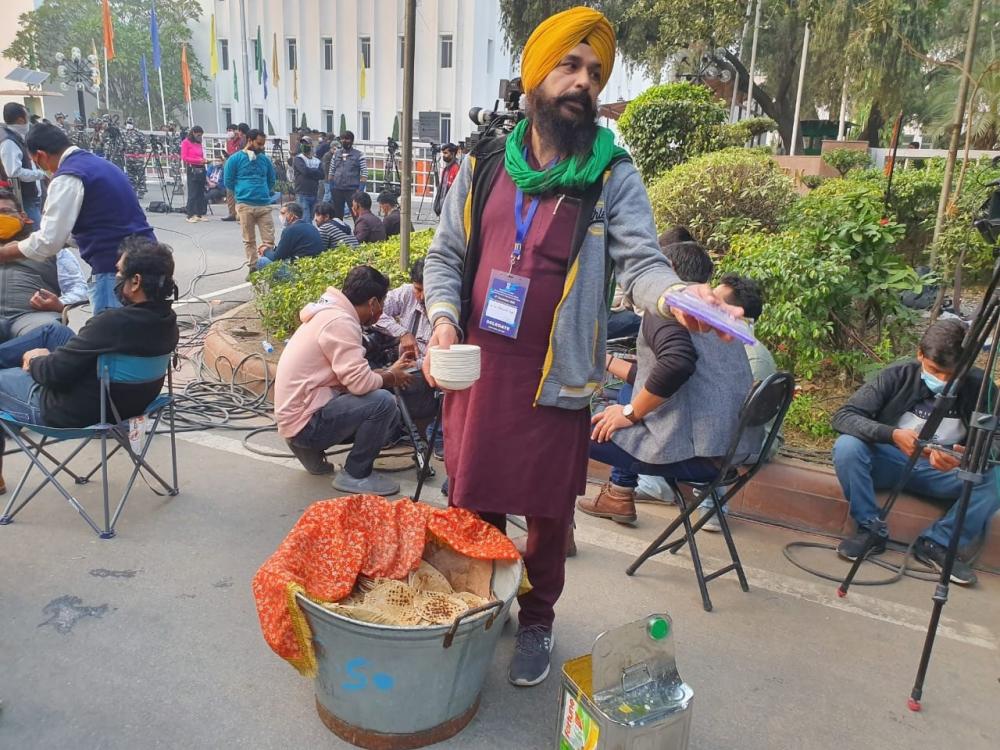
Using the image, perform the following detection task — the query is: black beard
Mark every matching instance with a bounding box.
[527,90,598,159]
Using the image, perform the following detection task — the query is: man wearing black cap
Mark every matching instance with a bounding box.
[432,143,460,216]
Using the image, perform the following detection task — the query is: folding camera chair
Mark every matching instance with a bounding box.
[626,372,795,612]
[0,353,179,539]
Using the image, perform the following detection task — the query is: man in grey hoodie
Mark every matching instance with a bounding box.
[421,6,740,688]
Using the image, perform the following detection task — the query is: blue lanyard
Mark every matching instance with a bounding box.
[511,188,541,271]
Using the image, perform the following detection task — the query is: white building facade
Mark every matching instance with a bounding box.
[199,0,653,144]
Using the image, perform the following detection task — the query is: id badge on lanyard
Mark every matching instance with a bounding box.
[479,186,539,339]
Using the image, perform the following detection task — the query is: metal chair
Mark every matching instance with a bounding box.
[0,352,179,539]
[626,372,795,611]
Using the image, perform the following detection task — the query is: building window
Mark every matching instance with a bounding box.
[359,111,371,141]
[440,34,453,69]
[398,35,405,69]
[253,107,264,132]
[487,39,494,75]
[287,108,298,133]
[222,107,232,127]
[323,37,334,70]
[286,38,297,71]
[440,112,451,144]
[323,110,335,133]
[219,39,230,71]
[252,38,261,71]
[360,37,371,69]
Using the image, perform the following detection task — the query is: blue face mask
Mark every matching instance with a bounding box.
[921,369,948,395]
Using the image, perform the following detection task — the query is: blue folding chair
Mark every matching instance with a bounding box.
[0,353,179,538]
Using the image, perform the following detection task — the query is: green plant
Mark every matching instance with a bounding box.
[719,178,921,378]
[822,148,873,176]
[647,148,797,252]
[784,393,837,440]
[617,82,729,180]
[718,116,778,148]
[252,230,435,340]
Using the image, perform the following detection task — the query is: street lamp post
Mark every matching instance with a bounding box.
[55,47,100,123]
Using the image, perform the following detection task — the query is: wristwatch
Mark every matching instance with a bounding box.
[622,403,641,424]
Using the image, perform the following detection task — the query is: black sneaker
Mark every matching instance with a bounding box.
[285,440,334,475]
[837,528,887,561]
[509,625,554,687]
[913,537,977,586]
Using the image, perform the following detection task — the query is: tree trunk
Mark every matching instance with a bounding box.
[860,103,884,146]
[720,49,799,154]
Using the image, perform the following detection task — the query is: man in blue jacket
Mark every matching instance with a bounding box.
[0,124,156,312]
[223,129,276,271]
[255,202,325,271]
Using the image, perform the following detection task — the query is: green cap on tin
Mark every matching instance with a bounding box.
[647,616,669,640]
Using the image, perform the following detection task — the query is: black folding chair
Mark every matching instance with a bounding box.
[626,372,795,612]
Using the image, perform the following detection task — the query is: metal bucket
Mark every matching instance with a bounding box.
[297,557,523,750]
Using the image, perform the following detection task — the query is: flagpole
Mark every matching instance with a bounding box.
[157,67,167,126]
[214,76,221,133]
[103,46,110,110]
[147,96,154,131]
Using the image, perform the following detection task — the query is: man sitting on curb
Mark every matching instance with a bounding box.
[350,191,387,244]
[831,318,1000,586]
[314,201,359,249]
[274,265,414,496]
[255,202,325,271]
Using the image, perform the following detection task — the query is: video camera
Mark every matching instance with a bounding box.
[387,136,399,154]
[465,78,525,152]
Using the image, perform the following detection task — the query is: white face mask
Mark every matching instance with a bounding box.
[278,214,288,228]
[10,123,28,137]
[126,124,134,130]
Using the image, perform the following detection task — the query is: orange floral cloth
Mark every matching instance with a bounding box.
[252,495,519,676]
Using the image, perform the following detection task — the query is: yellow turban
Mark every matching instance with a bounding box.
[520,6,616,93]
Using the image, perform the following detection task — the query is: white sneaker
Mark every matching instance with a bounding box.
[332,469,400,496]
[185,217,198,223]
[699,508,723,532]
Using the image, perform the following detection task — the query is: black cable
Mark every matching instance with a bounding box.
[781,539,946,585]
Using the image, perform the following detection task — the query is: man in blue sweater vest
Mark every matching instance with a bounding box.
[223,129,276,271]
[0,124,156,313]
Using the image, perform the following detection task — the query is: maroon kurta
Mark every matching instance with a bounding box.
[442,165,590,519]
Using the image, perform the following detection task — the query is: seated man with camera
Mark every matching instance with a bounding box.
[275,265,413,496]
[831,319,1000,585]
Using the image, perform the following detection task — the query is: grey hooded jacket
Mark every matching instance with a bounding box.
[424,136,682,410]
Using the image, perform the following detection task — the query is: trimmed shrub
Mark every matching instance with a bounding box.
[647,148,796,252]
[252,230,434,340]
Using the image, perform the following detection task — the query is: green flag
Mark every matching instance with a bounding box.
[391,115,399,141]
[255,26,262,84]
[339,114,347,135]
[233,66,239,102]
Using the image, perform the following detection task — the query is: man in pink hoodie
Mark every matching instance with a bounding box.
[275,265,415,495]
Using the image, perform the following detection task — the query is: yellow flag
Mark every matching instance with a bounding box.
[91,39,101,85]
[272,33,280,84]
[359,50,366,99]
[209,14,218,77]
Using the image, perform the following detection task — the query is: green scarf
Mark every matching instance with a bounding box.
[503,118,629,195]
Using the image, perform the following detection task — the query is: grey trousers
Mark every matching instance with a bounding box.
[0,311,62,341]
[291,388,399,478]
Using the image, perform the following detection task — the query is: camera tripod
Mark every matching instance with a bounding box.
[414,143,441,223]
[142,136,173,210]
[837,204,1000,711]
[382,138,401,195]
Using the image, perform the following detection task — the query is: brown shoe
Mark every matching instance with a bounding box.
[577,484,637,525]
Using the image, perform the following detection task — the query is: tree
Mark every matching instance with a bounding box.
[5,0,209,126]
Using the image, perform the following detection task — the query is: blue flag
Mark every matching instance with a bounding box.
[141,54,150,99]
[150,2,161,70]
[262,59,268,99]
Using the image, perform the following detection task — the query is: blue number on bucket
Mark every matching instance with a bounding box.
[342,657,394,692]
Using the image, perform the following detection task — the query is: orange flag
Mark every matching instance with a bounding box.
[102,0,115,60]
[181,44,192,102]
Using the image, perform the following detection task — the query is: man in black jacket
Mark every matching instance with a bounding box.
[831,319,999,585]
[0,238,178,488]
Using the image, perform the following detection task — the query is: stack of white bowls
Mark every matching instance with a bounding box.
[429,344,481,391]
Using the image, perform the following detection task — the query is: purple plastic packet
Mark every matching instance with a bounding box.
[664,289,757,346]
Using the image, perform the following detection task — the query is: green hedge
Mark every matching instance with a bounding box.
[251,230,435,340]
[647,148,796,252]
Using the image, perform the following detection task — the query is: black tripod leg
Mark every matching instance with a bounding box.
[908,479,975,711]
[413,393,442,502]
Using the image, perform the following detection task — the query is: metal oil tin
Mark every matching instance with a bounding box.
[557,613,694,750]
